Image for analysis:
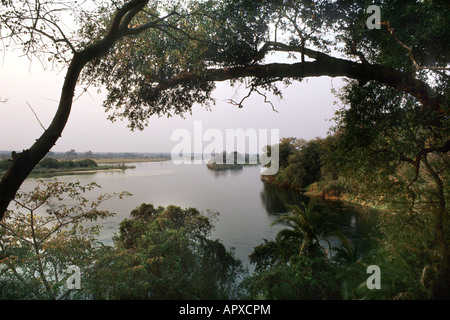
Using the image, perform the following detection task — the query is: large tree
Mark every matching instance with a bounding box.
[0,0,448,221]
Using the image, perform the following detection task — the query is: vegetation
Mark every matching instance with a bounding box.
[0,0,448,301]
[0,157,134,176]
[0,180,129,299]
[0,177,446,300]
[0,181,244,300]
[90,204,244,299]
[206,151,260,170]
[242,201,349,300]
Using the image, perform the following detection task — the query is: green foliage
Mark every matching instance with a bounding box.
[0,180,128,299]
[244,201,346,299]
[79,0,273,130]
[90,203,245,300]
[74,0,449,131]
[35,158,98,170]
[244,252,342,300]
[277,139,322,190]
[329,71,449,298]
[273,201,346,260]
[0,159,10,171]
[337,247,436,300]
[264,137,323,190]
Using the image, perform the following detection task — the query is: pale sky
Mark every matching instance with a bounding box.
[0,51,344,154]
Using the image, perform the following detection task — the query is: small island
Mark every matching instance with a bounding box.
[206,151,260,171]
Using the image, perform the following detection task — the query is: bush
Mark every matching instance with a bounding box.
[38,157,60,169]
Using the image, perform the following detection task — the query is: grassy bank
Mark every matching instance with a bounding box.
[303,181,389,212]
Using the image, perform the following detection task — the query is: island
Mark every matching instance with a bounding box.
[206,151,260,171]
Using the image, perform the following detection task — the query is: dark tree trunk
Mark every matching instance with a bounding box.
[0,54,85,218]
[0,0,151,220]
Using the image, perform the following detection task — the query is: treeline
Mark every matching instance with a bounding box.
[262,135,352,202]
[35,157,99,170]
[0,157,98,173]
[0,150,171,161]
[46,150,170,160]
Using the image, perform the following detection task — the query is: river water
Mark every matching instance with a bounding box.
[20,161,380,269]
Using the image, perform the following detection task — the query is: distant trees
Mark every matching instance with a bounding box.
[0,157,99,174]
[37,157,98,170]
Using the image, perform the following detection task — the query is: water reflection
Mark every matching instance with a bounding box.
[259,182,381,258]
[206,166,244,178]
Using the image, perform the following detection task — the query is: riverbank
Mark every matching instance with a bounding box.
[0,157,137,178]
[94,158,169,164]
[26,164,135,178]
[260,175,388,212]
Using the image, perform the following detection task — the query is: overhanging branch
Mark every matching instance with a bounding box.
[146,51,445,114]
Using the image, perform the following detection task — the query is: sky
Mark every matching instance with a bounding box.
[0,51,345,154]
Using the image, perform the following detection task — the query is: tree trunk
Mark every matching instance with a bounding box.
[0,0,152,221]
[0,53,85,220]
[421,155,450,298]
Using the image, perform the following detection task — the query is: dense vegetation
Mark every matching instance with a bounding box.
[0,157,135,176]
[261,119,448,298]
[1,157,97,172]
[0,181,244,299]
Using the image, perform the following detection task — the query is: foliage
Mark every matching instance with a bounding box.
[36,158,98,170]
[75,0,449,130]
[0,180,129,299]
[331,79,449,298]
[243,254,341,300]
[89,203,245,300]
[337,246,435,300]
[275,138,322,190]
[243,200,346,299]
[273,201,346,260]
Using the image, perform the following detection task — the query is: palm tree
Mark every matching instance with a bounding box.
[273,201,347,263]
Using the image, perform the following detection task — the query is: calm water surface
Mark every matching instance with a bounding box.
[20,161,379,268]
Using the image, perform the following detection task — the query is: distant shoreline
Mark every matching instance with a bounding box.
[94,158,169,164]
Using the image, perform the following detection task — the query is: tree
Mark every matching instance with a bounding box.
[244,201,344,300]
[271,138,322,190]
[89,203,244,299]
[0,180,129,299]
[0,0,448,219]
[273,201,346,262]
[332,79,449,298]
[0,0,198,218]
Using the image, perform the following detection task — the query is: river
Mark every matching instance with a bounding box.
[19,160,380,269]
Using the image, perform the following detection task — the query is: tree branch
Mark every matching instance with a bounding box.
[146,50,445,115]
[0,0,153,220]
